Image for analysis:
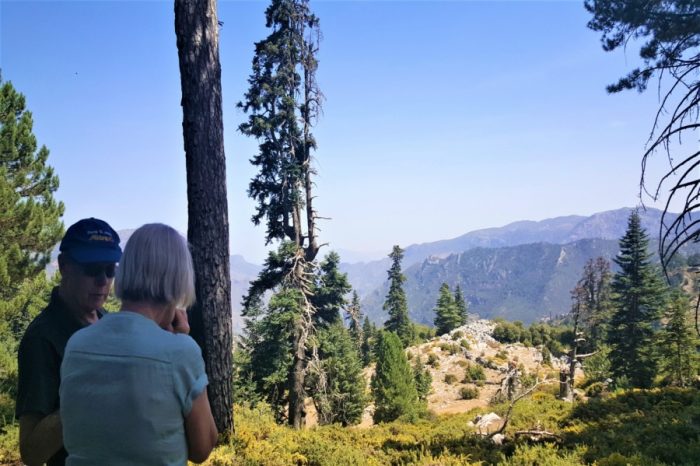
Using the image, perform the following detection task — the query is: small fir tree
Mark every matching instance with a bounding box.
[371,331,422,423]
[607,211,667,388]
[346,290,363,349]
[413,359,432,402]
[383,245,414,347]
[309,323,368,426]
[454,284,468,326]
[433,283,460,335]
[657,292,699,387]
[360,316,374,366]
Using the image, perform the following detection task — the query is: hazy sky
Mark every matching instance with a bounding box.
[1,0,670,263]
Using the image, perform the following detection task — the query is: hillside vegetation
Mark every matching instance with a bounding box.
[198,320,700,465]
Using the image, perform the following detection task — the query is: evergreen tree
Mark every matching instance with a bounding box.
[454,284,468,326]
[312,252,351,326]
[360,316,374,366]
[413,359,432,402]
[346,291,363,349]
[0,272,52,396]
[238,0,324,429]
[433,283,459,335]
[309,323,368,426]
[607,211,667,388]
[383,246,413,347]
[243,281,299,422]
[371,331,421,423]
[0,79,64,300]
[657,292,699,387]
[577,257,613,350]
[230,338,262,409]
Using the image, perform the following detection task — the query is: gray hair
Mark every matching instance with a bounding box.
[115,223,195,309]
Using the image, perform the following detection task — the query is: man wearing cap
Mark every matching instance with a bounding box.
[15,218,122,466]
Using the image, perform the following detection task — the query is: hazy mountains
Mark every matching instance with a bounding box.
[342,207,687,325]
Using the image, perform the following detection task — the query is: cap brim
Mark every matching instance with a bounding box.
[66,247,122,264]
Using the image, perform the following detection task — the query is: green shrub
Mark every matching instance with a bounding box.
[452,330,464,340]
[464,363,486,382]
[427,353,440,368]
[460,386,479,400]
[460,338,471,350]
[444,374,457,384]
[438,342,459,355]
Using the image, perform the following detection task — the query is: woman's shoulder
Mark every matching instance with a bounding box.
[167,333,204,362]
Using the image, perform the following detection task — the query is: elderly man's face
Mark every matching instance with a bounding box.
[59,258,115,324]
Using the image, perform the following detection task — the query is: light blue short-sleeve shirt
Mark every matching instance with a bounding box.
[60,311,208,466]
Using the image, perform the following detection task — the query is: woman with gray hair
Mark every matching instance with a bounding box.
[59,223,217,465]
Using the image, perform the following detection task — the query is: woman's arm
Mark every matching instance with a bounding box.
[185,389,218,463]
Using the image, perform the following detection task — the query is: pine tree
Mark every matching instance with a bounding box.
[453,284,468,327]
[309,323,368,426]
[346,291,363,349]
[360,316,374,366]
[433,283,459,335]
[0,79,63,402]
[413,359,432,402]
[607,211,667,388]
[0,79,64,300]
[657,292,699,387]
[371,331,421,423]
[238,0,323,429]
[578,257,613,350]
[383,246,413,347]
[312,252,351,326]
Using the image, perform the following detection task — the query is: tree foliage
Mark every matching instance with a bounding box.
[313,252,351,326]
[657,291,699,386]
[433,283,460,336]
[371,331,422,423]
[454,284,468,326]
[308,323,368,426]
[571,257,613,352]
[383,246,413,347]
[345,290,363,351]
[360,316,375,367]
[0,79,64,300]
[607,211,667,388]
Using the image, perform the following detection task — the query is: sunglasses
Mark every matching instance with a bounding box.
[79,263,117,279]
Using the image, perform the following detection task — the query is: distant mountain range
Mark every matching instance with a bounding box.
[46,207,694,330]
[343,207,695,325]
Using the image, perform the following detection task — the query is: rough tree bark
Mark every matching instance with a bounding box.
[174,0,233,436]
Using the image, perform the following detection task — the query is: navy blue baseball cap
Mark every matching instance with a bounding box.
[59,218,122,264]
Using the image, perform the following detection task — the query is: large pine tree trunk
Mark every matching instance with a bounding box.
[174,0,233,436]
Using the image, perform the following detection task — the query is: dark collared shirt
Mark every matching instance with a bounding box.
[16,287,103,466]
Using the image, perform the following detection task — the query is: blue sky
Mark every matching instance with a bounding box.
[1,0,669,263]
